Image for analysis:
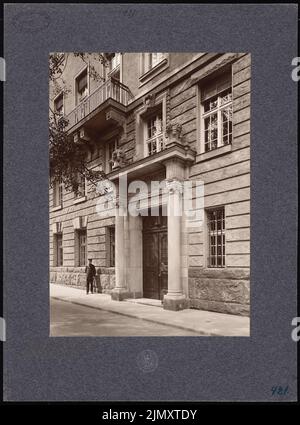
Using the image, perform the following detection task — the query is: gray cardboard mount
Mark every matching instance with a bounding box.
[3,4,298,401]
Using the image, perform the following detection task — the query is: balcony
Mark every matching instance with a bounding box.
[66,78,131,133]
[109,122,196,181]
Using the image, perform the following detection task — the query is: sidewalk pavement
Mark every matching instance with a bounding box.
[50,284,250,336]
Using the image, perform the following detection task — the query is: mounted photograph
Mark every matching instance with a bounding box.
[49,52,251,337]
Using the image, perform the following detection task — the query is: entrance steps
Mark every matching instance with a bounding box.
[125,298,163,308]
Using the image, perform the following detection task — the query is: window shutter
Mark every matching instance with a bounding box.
[201,73,231,101]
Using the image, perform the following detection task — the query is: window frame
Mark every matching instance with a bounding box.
[139,53,169,85]
[134,90,167,161]
[54,91,64,116]
[55,233,63,267]
[107,53,121,81]
[106,138,119,173]
[73,173,87,204]
[53,177,63,209]
[202,88,233,153]
[143,110,165,157]
[198,70,233,155]
[206,207,226,268]
[75,65,89,106]
[76,229,87,267]
[106,226,115,267]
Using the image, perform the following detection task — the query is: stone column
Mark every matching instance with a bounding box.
[111,199,128,301]
[127,214,143,298]
[163,178,187,311]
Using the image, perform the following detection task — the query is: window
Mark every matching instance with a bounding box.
[53,178,63,207]
[76,68,88,104]
[76,230,87,267]
[55,233,63,267]
[207,208,225,268]
[145,110,165,156]
[201,73,232,152]
[107,226,115,267]
[108,53,120,76]
[106,138,119,172]
[149,53,164,69]
[54,93,64,115]
[75,173,86,199]
[142,53,165,74]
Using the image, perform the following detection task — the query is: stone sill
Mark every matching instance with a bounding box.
[107,64,120,78]
[51,205,62,212]
[139,58,168,86]
[196,144,232,163]
[50,266,86,272]
[73,196,87,205]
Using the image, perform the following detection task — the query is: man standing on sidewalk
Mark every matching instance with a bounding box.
[85,258,96,294]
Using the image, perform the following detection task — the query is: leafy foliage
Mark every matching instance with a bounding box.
[49,112,105,195]
[49,53,109,194]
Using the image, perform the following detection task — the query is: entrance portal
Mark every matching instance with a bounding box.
[142,214,168,300]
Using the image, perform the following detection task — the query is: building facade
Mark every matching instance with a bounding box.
[49,52,251,316]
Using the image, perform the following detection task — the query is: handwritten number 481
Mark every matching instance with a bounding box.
[271,386,289,396]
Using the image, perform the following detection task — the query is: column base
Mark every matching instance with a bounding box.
[163,294,189,311]
[111,288,129,301]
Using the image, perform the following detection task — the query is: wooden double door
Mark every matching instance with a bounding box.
[143,214,168,300]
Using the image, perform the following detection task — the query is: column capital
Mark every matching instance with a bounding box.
[163,157,186,180]
[164,178,184,194]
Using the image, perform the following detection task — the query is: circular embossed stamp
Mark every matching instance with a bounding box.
[13,10,51,34]
[136,349,158,373]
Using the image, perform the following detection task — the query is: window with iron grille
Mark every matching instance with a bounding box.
[145,111,164,156]
[56,233,63,267]
[202,73,232,152]
[207,208,225,268]
[107,226,115,267]
[78,230,87,267]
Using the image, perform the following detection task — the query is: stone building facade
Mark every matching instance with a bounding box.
[49,52,251,316]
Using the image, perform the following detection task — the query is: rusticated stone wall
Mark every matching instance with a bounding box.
[188,268,250,316]
[50,267,115,294]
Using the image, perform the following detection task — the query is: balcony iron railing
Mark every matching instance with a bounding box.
[66,78,131,129]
